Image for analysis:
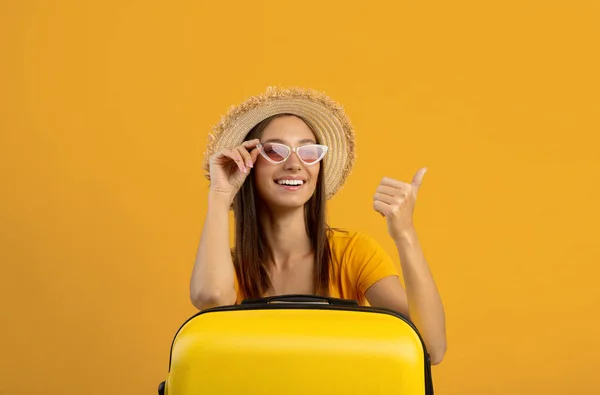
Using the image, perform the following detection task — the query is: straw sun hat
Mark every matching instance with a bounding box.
[203,86,356,200]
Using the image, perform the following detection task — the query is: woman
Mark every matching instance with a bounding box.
[190,87,447,365]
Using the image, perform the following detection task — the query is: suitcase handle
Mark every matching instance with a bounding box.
[241,294,359,307]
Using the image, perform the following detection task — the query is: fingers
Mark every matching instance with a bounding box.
[235,146,253,171]
[374,169,426,224]
[373,187,405,218]
[373,200,391,217]
[214,141,260,174]
[379,168,427,197]
[221,148,246,173]
[376,184,409,197]
[380,177,411,190]
[239,139,261,168]
[374,191,408,206]
[250,147,260,164]
[411,167,427,191]
[241,139,260,149]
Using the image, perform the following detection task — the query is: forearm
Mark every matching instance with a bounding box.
[394,227,447,364]
[190,191,236,309]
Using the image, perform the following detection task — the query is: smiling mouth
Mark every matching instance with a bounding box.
[275,179,305,187]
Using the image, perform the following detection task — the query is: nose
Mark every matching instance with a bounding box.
[283,150,303,171]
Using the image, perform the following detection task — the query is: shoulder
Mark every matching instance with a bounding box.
[326,227,399,298]
[327,227,386,255]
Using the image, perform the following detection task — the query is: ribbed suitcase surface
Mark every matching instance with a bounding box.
[159,295,433,395]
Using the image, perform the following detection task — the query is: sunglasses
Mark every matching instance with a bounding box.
[256,142,328,165]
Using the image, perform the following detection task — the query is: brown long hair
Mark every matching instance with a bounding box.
[232,114,332,300]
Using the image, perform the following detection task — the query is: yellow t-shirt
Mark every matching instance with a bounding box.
[233,229,400,306]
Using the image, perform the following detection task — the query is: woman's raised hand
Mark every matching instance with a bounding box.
[208,139,261,200]
[373,168,427,241]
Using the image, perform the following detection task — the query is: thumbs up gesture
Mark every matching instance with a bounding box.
[373,168,427,241]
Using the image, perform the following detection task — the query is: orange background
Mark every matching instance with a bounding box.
[1,1,599,394]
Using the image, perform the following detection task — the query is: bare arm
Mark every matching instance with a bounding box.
[365,228,446,365]
[190,139,260,310]
[369,169,447,365]
[189,191,237,310]
[395,228,446,364]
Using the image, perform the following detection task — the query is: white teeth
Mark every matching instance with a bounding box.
[277,179,304,186]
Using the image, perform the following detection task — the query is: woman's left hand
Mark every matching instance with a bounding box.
[372,168,427,241]
[371,167,447,365]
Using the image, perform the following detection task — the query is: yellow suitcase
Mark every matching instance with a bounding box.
[158,295,433,395]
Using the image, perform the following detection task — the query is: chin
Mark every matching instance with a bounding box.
[266,195,312,210]
[259,186,316,210]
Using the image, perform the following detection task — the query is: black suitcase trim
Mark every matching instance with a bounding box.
[162,295,434,395]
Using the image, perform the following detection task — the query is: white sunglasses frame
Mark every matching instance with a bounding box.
[256,142,329,166]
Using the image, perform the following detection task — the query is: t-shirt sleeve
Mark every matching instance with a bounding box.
[343,232,400,297]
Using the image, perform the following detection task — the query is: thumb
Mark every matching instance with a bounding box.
[411,167,427,194]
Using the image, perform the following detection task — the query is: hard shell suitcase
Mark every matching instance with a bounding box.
[158,295,434,395]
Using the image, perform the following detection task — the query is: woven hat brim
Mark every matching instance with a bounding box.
[203,87,355,200]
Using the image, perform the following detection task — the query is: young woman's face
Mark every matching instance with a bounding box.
[253,115,321,210]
